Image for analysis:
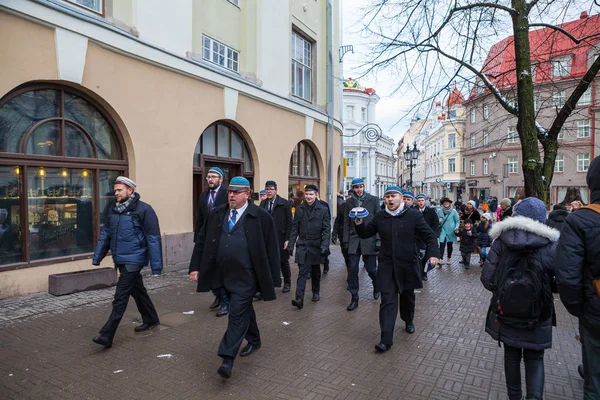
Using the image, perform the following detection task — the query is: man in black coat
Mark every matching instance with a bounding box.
[546,204,569,232]
[288,185,331,308]
[194,167,230,316]
[554,156,600,398]
[189,177,281,379]
[355,186,440,352]
[415,193,439,281]
[260,180,293,293]
[333,190,351,269]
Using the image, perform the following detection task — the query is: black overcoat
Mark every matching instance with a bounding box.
[260,195,293,260]
[343,193,379,255]
[289,200,331,266]
[356,208,439,293]
[417,206,440,250]
[189,201,281,301]
[194,184,228,242]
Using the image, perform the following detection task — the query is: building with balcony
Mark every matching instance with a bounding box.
[463,12,599,204]
[0,0,342,297]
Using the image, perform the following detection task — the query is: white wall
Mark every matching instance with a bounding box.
[136,0,192,56]
[258,0,290,96]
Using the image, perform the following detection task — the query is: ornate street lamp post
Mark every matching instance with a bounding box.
[403,143,420,190]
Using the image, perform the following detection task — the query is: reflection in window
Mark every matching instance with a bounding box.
[0,166,22,265]
[26,121,60,156]
[196,122,253,173]
[27,167,94,261]
[288,141,320,203]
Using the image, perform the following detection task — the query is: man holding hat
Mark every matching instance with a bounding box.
[260,180,293,293]
[288,184,331,308]
[415,193,440,281]
[189,176,281,379]
[355,186,440,350]
[343,177,380,311]
[194,166,230,316]
[91,176,162,348]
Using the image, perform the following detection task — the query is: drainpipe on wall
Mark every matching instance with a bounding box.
[326,0,335,211]
[339,0,345,193]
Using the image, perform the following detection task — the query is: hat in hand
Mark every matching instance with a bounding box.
[349,207,369,219]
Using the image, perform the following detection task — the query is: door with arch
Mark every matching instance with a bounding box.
[288,141,320,208]
[192,121,253,230]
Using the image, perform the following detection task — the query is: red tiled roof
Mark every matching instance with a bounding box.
[470,13,600,99]
[447,87,465,106]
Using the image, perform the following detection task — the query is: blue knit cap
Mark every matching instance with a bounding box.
[259,189,266,195]
[513,197,547,223]
[228,176,251,191]
[384,185,402,195]
[208,167,224,177]
[351,178,365,187]
[402,191,414,199]
[416,193,426,199]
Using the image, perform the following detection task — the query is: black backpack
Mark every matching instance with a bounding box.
[492,249,553,330]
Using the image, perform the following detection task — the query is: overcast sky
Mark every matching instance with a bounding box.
[341,0,599,147]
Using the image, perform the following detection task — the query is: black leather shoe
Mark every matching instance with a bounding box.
[312,293,320,302]
[578,364,585,379]
[209,296,221,310]
[92,335,112,348]
[292,298,304,309]
[405,322,415,334]
[323,266,329,275]
[134,322,160,332]
[217,358,233,379]
[375,343,391,352]
[423,273,428,281]
[347,300,358,311]
[239,342,261,357]
[253,292,263,300]
[373,290,380,300]
[216,304,229,317]
[282,283,291,293]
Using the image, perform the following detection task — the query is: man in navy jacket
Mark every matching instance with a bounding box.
[91,176,162,348]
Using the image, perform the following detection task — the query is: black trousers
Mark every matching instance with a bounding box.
[99,264,159,339]
[504,344,545,399]
[341,246,350,270]
[218,291,260,360]
[280,256,291,285]
[295,264,321,300]
[379,275,415,346]
[439,241,454,259]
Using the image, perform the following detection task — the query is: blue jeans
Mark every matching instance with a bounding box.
[348,252,377,299]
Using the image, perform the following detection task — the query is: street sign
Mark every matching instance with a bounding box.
[446,182,451,191]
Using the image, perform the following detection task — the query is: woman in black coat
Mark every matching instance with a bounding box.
[481,197,559,400]
[476,213,493,265]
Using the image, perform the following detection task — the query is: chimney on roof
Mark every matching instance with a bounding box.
[581,11,588,19]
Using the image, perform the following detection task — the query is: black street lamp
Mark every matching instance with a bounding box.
[403,143,420,189]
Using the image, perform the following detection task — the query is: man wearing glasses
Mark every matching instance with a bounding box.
[194,167,229,316]
[189,176,280,379]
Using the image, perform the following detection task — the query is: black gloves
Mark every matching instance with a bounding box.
[320,248,330,257]
[341,242,349,250]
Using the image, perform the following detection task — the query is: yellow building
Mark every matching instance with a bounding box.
[0,0,342,297]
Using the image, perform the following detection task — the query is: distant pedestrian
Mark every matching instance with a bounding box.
[489,197,499,220]
[91,177,162,348]
[437,197,460,266]
[415,193,439,281]
[456,219,478,268]
[499,198,513,221]
[402,191,415,208]
[554,155,600,399]
[476,213,493,265]
[481,197,559,400]
[546,204,569,232]
[462,200,481,224]
[259,189,267,203]
[189,177,281,379]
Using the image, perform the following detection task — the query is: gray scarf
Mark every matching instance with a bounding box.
[442,205,453,215]
[114,192,139,214]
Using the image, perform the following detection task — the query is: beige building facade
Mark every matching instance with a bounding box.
[0,0,342,297]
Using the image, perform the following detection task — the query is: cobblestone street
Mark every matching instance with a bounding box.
[0,245,584,399]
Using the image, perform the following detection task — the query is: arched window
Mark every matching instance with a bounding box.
[0,84,127,268]
[288,141,320,203]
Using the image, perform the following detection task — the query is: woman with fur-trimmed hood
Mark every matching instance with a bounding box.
[480,197,560,400]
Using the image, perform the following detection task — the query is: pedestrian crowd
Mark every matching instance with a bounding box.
[87,156,600,399]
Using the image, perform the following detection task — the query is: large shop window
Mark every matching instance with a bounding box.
[288,141,319,205]
[0,86,127,268]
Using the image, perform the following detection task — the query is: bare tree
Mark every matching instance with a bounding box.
[358,0,600,200]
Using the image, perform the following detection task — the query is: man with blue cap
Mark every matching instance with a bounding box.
[194,166,230,316]
[189,177,281,379]
[343,177,380,311]
[402,191,415,208]
[355,185,440,351]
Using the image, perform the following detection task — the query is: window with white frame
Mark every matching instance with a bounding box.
[448,133,456,148]
[577,153,590,172]
[361,107,367,122]
[345,105,354,121]
[470,134,476,148]
[65,0,103,14]
[470,160,475,176]
[291,32,312,101]
[508,156,518,173]
[202,35,239,73]
[553,90,565,108]
[483,159,489,175]
[346,153,354,167]
[578,87,592,106]
[577,119,591,138]
[507,126,519,143]
[470,108,476,123]
[534,93,541,111]
[483,130,489,146]
[483,104,489,120]
[448,158,456,173]
[558,129,565,140]
[531,62,538,81]
[552,56,572,78]
[554,155,564,172]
